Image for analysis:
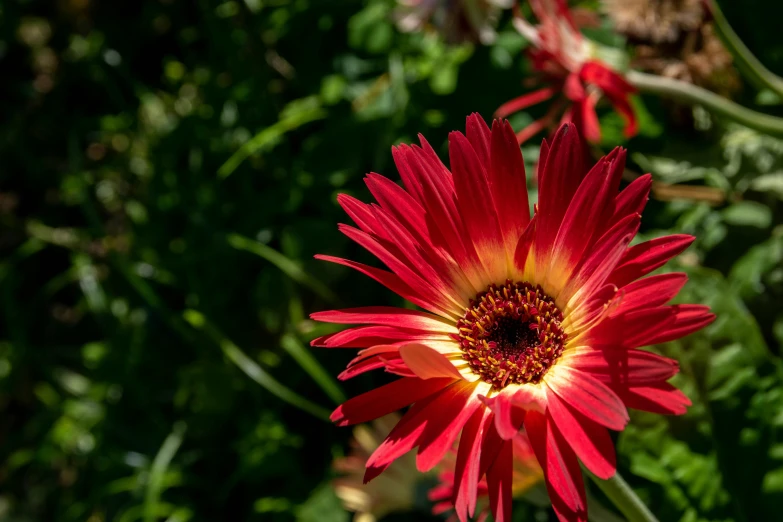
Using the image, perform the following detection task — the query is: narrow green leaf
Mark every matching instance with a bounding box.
[217,105,326,179]
[227,233,339,304]
[280,333,345,405]
[183,310,332,422]
[144,422,187,522]
[0,238,45,283]
[73,254,107,314]
[112,256,196,343]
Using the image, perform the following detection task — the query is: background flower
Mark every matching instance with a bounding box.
[496,0,638,144]
[333,414,419,522]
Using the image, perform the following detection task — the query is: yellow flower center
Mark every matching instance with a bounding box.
[455,280,567,389]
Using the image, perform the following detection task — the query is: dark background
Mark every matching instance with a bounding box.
[2,1,783,521]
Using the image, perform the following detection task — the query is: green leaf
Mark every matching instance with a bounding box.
[430,64,459,95]
[183,310,332,422]
[226,233,339,304]
[218,100,326,179]
[296,484,349,522]
[144,422,187,522]
[280,333,345,405]
[721,201,772,228]
[728,235,783,298]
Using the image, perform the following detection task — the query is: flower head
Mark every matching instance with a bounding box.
[429,430,544,521]
[395,0,514,44]
[314,114,714,522]
[496,0,637,144]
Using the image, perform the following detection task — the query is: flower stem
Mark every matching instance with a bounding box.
[627,70,783,138]
[707,0,783,99]
[588,471,660,522]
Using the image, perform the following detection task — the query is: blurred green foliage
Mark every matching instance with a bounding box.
[1,1,782,521]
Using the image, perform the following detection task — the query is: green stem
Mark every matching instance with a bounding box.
[588,471,659,522]
[627,70,783,138]
[708,0,783,98]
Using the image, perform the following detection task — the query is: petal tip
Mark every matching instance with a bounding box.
[330,407,346,425]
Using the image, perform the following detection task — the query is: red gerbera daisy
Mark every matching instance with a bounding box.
[496,0,638,144]
[313,114,713,522]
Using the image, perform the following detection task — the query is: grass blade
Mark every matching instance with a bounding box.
[183,310,332,422]
[227,233,339,304]
[280,333,345,405]
[144,422,187,522]
[218,104,326,179]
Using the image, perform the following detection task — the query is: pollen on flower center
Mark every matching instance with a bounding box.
[454,280,567,389]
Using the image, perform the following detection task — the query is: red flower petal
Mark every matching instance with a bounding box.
[578,62,638,139]
[608,234,694,288]
[395,143,489,291]
[364,173,428,243]
[311,324,449,349]
[613,273,689,315]
[450,130,506,280]
[546,388,617,479]
[535,123,587,274]
[480,392,527,440]
[566,347,680,386]
[399,343,463,380]
[581,61,636,95]
[416,381,482,471]
[478,418,506,487]
[466,112,491,165]
[564,283,619,335]
[563,72,586,101]
[562,213,639,307]
[315,254,457,319]
[513,215,538,273]
[486,438,513,522]
[576,94,602,143]
[550,147,623,279]
[339,224,464,315]
[515,117,551,145]
[330,376,453,426]
[336,193,381,236]
[338,350,403,380]
[489,119,531,258]
[612,174,652,223]
[620,304,715,347]
[610,92,639,138]
[615,381,692,415]
[453,408,494,520]
[363,390,441,481]
[525,410,588,522]
[363,174,473,295]
[547,366,629,430]
[495,86,557,118]
[311,306,455,332]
